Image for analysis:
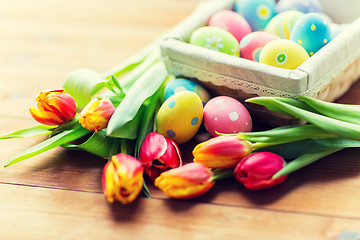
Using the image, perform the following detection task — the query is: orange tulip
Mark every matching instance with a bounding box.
[154,162,214,199]
[102,153,144,204]
[79,97,115,131]
[29,89,76,126]
[192,135,253,169]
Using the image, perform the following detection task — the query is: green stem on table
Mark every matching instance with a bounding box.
[212,169,234,180]
[142,181,151,199]
[272,147,344,178]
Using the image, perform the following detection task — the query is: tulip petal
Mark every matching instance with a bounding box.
[139,132,167,167]
[29,107,64,126]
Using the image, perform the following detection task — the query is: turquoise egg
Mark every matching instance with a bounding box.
[290,13,332,56]
[164,78,210,105]
[234,0,276,31]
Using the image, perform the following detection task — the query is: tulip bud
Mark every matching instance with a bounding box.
[154,162,214,199]
[102,153,144,204]
[138,132,182,180]
[234,152,287,190]
[79,97,115,131]
[192,135,253,169]
[29,89,77,126]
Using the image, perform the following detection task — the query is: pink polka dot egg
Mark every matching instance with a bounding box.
[203,96,252,137]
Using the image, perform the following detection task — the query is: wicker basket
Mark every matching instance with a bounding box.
[160,0,360,125]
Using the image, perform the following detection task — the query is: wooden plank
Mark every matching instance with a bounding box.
[0,183,359,240]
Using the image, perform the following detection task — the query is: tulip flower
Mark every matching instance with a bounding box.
[233,152,288,190]
[138,132,182,180]
[79,97,115,131]
[192,135,253,169]
[29,89,77,126]
[154,162,214,199]
[102,153,144,204]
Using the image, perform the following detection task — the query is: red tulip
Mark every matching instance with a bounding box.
[138,132,182,179]
[234,152,288,190]
[193,135,253,169]
[102,153,144,204]
[155,162,214,199]
[29,89,76,126]
[79,97,115,131]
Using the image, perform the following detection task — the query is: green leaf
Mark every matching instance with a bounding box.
[63,68,106,109]
[62,130,114,159]
[256,99,360,141]
[4,127,91,167]
[296,96,360,125]
[240,124,335,144]
[103,37,160,80]
[0,125,53,139]
[246,97,318,115]
[273,147,343,177]
[107,61,168,138]
[134,77,169,158]
[119,50,159,91]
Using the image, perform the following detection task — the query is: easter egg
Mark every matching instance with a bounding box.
[189,26,240,56]
[156,91,203,144]
[240,31,280,61]
[208,10,252,43]
[264,10,305,39]
[290,13,332,56]
[203,96,252,137]
[276,0,323,14]
[234,0,276,31]
[259,39,310,69]
[164,78,211,105]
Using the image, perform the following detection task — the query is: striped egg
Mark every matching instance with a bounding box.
[264,10,304,39]
[290,13,332,56]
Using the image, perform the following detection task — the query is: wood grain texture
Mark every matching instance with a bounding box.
[1,0,360,239]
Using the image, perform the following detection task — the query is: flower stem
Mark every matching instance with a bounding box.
[212,168,234,180]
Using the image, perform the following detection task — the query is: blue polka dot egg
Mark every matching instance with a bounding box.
[156,91,203,144]
[290,13,332,56]
[164,78,210,105]
[234,0,276,31]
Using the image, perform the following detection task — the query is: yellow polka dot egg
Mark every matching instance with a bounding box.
[156,91,203,144]
[260,39,309,69]
[290,13,332,56]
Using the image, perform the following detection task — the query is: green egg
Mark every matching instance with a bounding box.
[189,26,240,57]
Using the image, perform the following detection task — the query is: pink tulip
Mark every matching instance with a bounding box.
[234,152,288,190]
[138,132,182,180]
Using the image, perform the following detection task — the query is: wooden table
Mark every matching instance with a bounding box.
[1,0,360,239]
